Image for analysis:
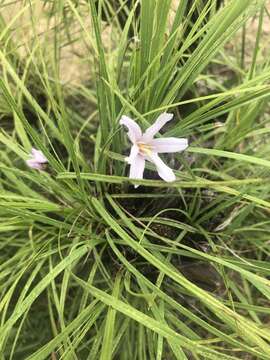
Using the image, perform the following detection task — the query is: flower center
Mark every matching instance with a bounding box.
[137,142,153,156]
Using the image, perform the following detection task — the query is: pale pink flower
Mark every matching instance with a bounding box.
[26,148,47,170]
[120,113,188,187]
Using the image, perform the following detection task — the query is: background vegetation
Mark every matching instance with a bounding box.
[1,0,270,358]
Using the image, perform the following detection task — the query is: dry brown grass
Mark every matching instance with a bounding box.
[2,0,270,84]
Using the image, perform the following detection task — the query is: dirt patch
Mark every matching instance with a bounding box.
[1,1,91,84]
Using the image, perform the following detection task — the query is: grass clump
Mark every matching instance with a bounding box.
[1,0,270,359]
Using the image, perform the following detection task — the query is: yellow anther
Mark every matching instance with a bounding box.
[138,142,153,156]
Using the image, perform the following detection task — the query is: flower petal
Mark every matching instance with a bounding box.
[142,113,173,142]
[125,144,139,164]
[26,159,43,170]
[148,153,176,182]
[151,138,188,153]
[120,115,142,143]
[31,148,47,163]
[129,154,145,188]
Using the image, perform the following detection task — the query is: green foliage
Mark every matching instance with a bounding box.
[0,0,270,359]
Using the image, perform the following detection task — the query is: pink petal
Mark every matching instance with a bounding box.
[125,144,139,164]
[151,138,188,153]
[129,154,145,188]
[142,113,173,142]
[26,159,43,170]
[31,148,47,163]
[120,115,142,143]
[148,153,176,182]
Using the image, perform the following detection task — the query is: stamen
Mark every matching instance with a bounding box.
[138,142,153,156]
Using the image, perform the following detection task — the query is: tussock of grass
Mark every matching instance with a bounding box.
[1,0,270,359]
